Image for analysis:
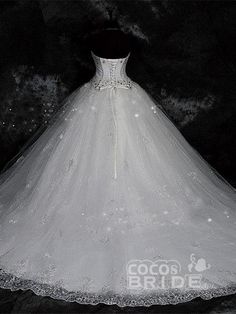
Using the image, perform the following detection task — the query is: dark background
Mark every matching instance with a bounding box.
[0,0,236,313]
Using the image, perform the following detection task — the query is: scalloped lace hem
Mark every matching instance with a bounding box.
[0,269,236,307]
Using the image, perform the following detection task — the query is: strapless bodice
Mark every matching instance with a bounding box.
[90,51,132,90]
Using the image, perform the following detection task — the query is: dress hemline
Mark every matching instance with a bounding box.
[0,268,236,307]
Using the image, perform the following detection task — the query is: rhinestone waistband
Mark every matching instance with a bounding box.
[91,76,132,90]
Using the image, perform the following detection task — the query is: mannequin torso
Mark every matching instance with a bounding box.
[89,29,131,59]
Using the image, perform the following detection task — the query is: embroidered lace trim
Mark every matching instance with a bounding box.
[0,269,236,307]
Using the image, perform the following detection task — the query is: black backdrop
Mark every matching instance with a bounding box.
[0,0,235,185]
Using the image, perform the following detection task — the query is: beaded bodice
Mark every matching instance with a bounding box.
[91,51,132,90]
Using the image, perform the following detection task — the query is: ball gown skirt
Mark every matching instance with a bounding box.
[0,51,236,307]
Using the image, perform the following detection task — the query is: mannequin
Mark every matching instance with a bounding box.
[86,9,132,59]
[89,28,131,59]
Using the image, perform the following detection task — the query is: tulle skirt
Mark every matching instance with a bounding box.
[0,80,236,306]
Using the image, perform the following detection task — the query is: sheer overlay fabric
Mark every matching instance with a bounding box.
[0,52,236,306]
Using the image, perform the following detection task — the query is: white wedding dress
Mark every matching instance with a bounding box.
[0,51,236,307]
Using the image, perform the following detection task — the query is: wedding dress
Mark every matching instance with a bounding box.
[0,50,236,307]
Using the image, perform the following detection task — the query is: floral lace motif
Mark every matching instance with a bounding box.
[0,269,236,307]
[90,51,132,91]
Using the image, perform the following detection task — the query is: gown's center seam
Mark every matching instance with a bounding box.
[110,87,118,180]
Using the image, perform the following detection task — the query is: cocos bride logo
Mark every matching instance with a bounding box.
[126,257,210,290]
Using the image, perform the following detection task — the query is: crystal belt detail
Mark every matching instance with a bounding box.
[91,51,132,90]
